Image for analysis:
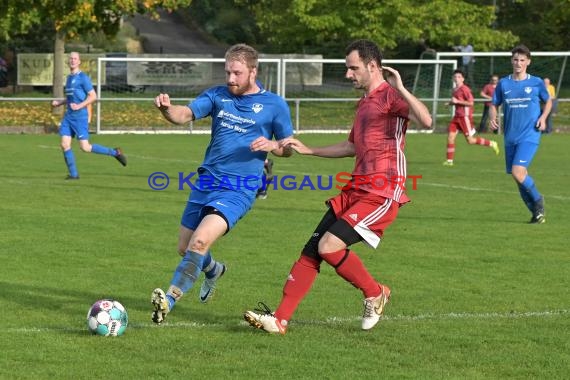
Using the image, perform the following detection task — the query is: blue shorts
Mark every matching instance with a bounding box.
[180,188,254,232]
[504,141,539,174]
[59,117,89,140]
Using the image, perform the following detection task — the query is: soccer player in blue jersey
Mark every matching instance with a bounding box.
[489,45,551,224]
[150,43,294,324]
[51,52,127,179]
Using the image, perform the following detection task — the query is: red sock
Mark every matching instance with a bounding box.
[321,249,381,299]
[275,255,320,322]
[446,143,455,160]
[475,137,491,146]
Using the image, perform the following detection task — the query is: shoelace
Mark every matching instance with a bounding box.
[253,301,275,316]
[362,299,374,318]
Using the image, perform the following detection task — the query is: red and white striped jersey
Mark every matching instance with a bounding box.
[348,81,410,204]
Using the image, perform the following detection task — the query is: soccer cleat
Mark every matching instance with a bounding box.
[256,190,268,200]
[151,288,170,324]
[244,302,287,335]
[442,160,454,167]
[361,284,391,331]
[199,263,226,303]
[529,214,545,224]
[65,175,80,180]
[490,141,500,155]
[114,147,127,167]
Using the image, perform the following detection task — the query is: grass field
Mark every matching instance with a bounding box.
[0,133,568,379]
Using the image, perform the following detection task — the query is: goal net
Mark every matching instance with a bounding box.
[436,51,569,129]
[94,56,456,134]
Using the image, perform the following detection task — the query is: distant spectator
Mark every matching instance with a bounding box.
[543,77,557,134]
[460,43,475,85]
[479,75,499,134]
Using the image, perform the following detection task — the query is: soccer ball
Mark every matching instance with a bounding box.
[87,299,128,336]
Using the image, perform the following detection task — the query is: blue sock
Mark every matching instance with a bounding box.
[521,175,542,203]
[167,250,205,310]
[63,149,78,177]
[202,251,219,279]
[91,144,116,156]
[518,183,534,212]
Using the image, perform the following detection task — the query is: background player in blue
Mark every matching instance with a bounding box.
[489,45,551,224]
[51,52,127,179]
[150,43,294,324]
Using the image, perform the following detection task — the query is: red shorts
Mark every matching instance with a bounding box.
[448,116,476,137]
[328,188,400,248]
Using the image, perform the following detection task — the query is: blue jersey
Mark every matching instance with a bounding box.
[64,71,93,120]
[492,74,549,145]
[189,85,293,196]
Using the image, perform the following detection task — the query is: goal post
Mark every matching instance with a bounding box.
[281,58,457,133]
[94,56,456,134]
[95,56,281,134]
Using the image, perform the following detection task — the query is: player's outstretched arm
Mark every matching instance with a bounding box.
[250,136,292,157]
[154,93,194,125]
[280,137,354,158]
[383,66,432,129]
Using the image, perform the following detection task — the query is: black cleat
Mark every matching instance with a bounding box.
[65,175,80,180]
[114,147,127,167]
[256,190,268,200]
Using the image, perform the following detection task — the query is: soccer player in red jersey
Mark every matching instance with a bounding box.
[443,69,499,166]
[244,39,432,334]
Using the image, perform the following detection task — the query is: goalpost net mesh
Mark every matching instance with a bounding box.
[95,56,458,134]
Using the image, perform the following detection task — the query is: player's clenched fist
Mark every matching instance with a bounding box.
[154,93,171,109]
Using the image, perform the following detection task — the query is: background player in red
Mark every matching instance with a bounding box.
[244,39,432,334]
[478,74,499,134]
[443,69,499,166]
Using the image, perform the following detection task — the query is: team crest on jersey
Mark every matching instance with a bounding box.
[252,103,263,113]
[525,87,532,94]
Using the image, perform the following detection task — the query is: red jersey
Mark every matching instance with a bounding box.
[452,84,473,119]
[347,81,410,204]
[481,83,496,106]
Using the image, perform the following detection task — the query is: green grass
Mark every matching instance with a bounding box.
[0,133,568,379]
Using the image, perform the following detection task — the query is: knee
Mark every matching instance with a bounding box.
[317,234,344,255]
[60,141,71,151]
[79,143,91,153]
[511,169,526,183]
[188,237,209,254]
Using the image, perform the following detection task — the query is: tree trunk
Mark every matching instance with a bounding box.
[52,32,65,116]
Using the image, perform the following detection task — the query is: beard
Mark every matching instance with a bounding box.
[227,82,254,96]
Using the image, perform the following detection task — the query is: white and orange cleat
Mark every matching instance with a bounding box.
[244,302,287,335]
[361,284,391,330]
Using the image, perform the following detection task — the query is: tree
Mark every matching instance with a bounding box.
[0,0,192,109]
[494,0,570,51]
[236,0,518,56]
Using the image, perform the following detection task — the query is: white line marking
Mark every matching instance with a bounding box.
[6,309,568,333]
[422,182,570,201]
